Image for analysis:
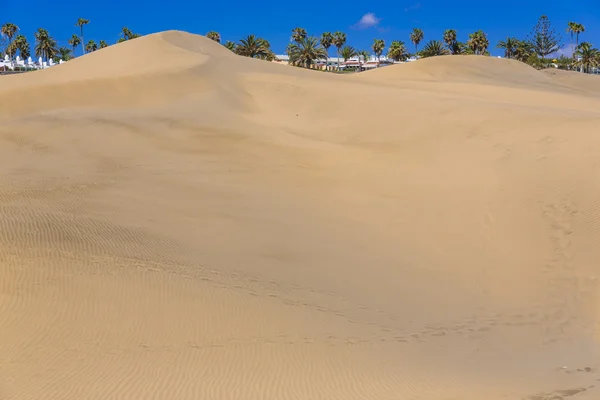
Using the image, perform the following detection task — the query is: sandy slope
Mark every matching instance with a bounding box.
[1,31,600,399]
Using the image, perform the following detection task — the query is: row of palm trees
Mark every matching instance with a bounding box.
[198,15,597,74]
[495,21,600,72]
[203,27,500,69]
[1,20,141,63]
[2,19,598,73]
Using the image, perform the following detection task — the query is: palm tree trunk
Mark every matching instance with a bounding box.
[81,27,85,55]
[337,49,340,72]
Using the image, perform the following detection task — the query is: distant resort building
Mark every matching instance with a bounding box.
[274,54,417,71]
[0,54,63,73]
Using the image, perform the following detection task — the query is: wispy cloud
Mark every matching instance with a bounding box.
[404,2,421,12]
[551,43,575,58]
[352,13,381,30]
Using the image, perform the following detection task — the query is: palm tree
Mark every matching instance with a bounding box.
[340,45,357,63]
[224,41,236,52]
[85,40,98,53]
[99,40,108,49]
[287,36,327,68]
[206,31,221,43]
[291,27,307,44]
[443,29,457,53]
[13,35,30,59]
[1,23,19,58]
[574,23,585,48]
[497,37,518,59]
[236,34,272,59]
[372,39,385,66]
[58,47,72,61]
[449,41,467,55]
[513,40,534,62]
[320,32,333,70]
[573,42,600,73]
[567,22,576,56]
[6,35,31,59]
[117,27,140,43]
[34,28,58,61]
[467,30,489,55]
[76,18,90,54]
[387,40,408,61]
[68,34,81,56]
[420,40,449,58]
[410,28,424,54]
[332,31,346,71]
[479,32,490,55]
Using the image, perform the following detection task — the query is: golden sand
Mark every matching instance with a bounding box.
[1,31,599,399]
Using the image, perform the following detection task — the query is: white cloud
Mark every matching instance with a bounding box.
[353,13,381,30]
[551,43,575,58]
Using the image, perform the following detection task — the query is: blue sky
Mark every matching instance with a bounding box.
[2,0,599,57]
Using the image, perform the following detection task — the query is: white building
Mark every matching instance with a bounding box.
[273,54,409,70]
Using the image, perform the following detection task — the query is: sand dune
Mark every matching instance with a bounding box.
[1,31,599,399]
[542,67,600,94]
[358,54,553,85]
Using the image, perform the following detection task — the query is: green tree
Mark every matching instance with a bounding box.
[513,40,534,62]
[287,36,327,68]
[13,35,30,59]
[332,31,346,70]
[85,40,98,53]
[340,45,357,61]
[320,32,333,70]
[574,23,585,48]
[410,28,424,53]
[497,37,518,59]
[554,55,574,70]
[1,23,19,58]
[420,40,449,58]
[450,41,467,55]
[58,46,72,61]
[443,29,457,53]
[291,27,307,43]
[236,34,272,59]
[566,22,576,56]
[467,30,489,55]
[372,39,385,66]
[573,42,600,73]
[527,15,562,58]
[224,41,236,51]
[68,34,81,56]
[76,18,89,54]
[117,27,140,43]
[526,54,547,69]
[99,40,108,49]
[34,28,58,61]
[387,40,408,61]
[206,31,221,43]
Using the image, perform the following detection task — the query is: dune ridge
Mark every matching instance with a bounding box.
[1,31,599,400]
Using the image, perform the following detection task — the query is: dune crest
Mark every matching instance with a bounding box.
[1,31,599,400]
[358,55,552,85]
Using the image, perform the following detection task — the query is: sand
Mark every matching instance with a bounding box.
[1,31,599,399]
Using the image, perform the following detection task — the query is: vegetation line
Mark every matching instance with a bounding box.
[1,16,598,73]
